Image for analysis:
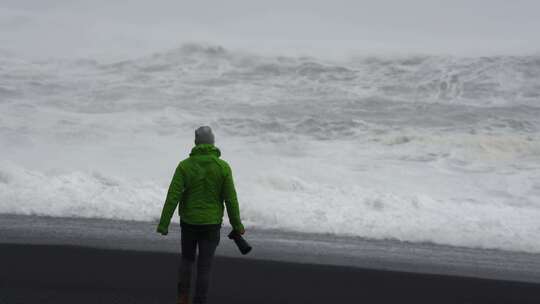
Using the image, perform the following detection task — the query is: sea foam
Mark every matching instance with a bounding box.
[1,44,539,253]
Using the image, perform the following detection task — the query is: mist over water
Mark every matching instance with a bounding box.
[1,43,539,253]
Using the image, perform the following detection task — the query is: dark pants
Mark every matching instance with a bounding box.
[178,221,221,304]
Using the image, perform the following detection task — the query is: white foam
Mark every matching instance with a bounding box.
[0,162,164,222]
[1,45,540,253]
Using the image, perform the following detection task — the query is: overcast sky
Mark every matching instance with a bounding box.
[1,0,539,59]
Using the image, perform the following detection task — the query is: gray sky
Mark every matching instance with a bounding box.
[1,0,539,59]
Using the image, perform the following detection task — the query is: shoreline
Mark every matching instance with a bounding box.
[2,213,540,285]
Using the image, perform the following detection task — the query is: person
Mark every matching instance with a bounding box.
[157,126,245,304]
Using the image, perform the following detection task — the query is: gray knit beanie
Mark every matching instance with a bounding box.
[194,126,215,145]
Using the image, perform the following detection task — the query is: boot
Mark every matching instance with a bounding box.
[177,293,190,304]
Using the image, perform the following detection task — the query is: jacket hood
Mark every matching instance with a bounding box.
[189,144,221,158]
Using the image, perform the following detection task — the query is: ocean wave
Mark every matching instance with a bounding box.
[0,162,163,222]
[1,160,539,253]
[2,43,540,110]
[1,44,539,253]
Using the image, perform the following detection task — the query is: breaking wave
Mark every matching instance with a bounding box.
[1,44,540,253]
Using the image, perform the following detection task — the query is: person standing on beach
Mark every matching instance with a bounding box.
[157,126,245,304]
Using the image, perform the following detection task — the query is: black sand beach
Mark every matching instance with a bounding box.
[1,243,540,304]
[2,214,540,303]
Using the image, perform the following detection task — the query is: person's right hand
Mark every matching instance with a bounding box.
[156,226,168,236]
[238,227,245,235]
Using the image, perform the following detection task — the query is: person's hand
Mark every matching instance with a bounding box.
[157,226,168,236]
[238,227,245,235]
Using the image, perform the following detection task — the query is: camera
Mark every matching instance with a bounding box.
[228,230,252,255]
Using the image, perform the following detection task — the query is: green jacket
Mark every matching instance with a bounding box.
[157,144,244,235]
